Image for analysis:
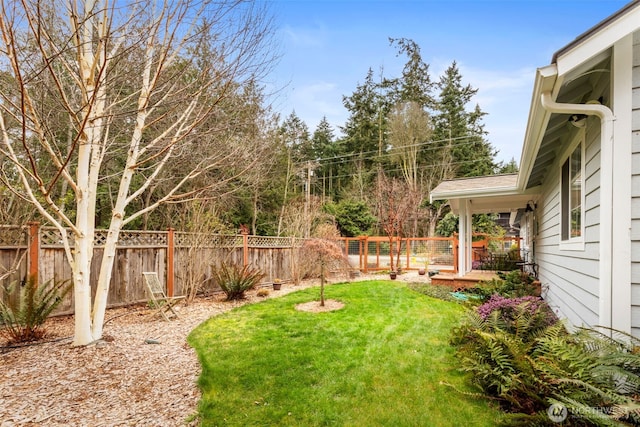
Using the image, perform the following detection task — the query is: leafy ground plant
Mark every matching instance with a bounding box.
[408,282,458,302]
[468,270,539,301]
[188,281,504,426]
[452,298,640,426]
[211,262,265,300]
[0,276,72,343]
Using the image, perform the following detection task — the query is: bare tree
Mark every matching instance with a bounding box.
[280,195,331,238]
[374,172,417,272]
[0,0,277,345]
[387,101,433,236]
[387,101,432,194]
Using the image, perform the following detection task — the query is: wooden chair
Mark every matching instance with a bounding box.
[143,272,185,321]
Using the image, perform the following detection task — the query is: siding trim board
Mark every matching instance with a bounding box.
[631,29,640,335]
[611,34,633,334]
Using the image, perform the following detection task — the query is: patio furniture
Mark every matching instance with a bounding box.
[143,272,185,321]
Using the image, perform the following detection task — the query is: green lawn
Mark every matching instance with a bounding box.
[188,281,503,426]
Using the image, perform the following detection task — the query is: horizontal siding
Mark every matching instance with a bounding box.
[536,115,601,332]
[632,173,640,198]
[630,278,640,305]
[632,221,640,242]
[632,130,640,153]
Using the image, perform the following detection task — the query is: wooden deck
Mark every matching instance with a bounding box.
[430,270,500,288]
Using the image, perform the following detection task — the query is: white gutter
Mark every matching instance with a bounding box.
[540,91,615,330]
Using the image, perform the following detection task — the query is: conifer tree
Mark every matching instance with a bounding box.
[433,62,497,178]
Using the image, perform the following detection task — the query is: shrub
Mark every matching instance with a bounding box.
[451,310,563,415]
[0,276,72,343]
[467,270,539,301]
[452,299,640,425]
[476,294,557,333]
[211,263,265,301]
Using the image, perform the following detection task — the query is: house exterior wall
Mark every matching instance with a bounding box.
[537,122,602,330]
[630,30,640,336]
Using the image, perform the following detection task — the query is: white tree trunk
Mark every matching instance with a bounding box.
[72,232,95,345]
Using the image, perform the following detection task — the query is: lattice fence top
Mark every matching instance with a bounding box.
[112,231,167,246]
[2,225,305,249]
[40,227,72,246]
[248,236,300,248]
[175,233,243,248]
[40,227,168,247]
[0,226,27,246]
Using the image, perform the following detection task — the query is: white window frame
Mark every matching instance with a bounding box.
[559,131,585,251]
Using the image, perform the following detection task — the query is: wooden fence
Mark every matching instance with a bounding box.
[0,224,302,314]
[0,224,522,315]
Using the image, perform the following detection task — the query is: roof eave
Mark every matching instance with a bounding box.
[516,64,558,191]
[432,184,541,201]
[432,186,519,200]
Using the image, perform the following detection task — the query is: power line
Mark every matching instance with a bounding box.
[311,157,504,182]
[293,133,486,168]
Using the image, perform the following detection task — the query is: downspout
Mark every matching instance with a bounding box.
[540,92,615,330]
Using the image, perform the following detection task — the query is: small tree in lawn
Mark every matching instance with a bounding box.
[300,239,349,306]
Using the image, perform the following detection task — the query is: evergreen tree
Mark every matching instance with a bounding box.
[433,62,497,178]
[384,38,434,109]
[341,68,386,161]
[340,68,388,200]
[311,117,339,200]
[276,112,311,235]
[499,157,519,173]
[280,111,312,163]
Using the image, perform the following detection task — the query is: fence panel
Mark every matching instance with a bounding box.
[0,226,303,315]
[335,236,456,273]
[406,238,455,271]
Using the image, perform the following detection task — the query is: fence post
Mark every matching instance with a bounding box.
[242,229,249,268]
[405,238,410,270]
[363,236,369,273]
[27,222,40,284]
[167,228,175,297]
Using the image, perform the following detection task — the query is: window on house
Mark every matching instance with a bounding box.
[561,142,583,241]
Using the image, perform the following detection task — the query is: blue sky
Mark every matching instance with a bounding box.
[267,0,630,165]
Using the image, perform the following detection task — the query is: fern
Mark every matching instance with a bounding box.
[0,276,72,343]
[452,284,640,425]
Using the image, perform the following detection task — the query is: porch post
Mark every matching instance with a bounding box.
[458,199,472,277]
[465,201,473,274]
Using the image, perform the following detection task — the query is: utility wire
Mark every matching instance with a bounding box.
[293,133,487,168]
[310,157,506,182]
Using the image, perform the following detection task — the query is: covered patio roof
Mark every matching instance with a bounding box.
[430,173,541,215]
